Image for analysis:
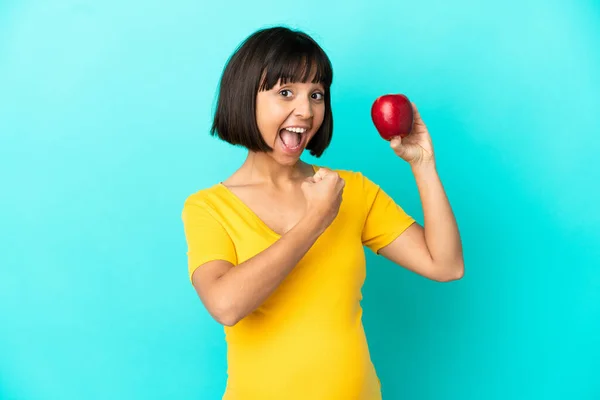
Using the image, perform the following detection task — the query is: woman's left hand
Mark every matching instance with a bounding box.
[390,103,435,167]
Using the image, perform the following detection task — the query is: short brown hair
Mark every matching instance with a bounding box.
[210,26,334,157]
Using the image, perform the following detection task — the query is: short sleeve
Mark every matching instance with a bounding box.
[181,198,237,282]
[360,174,415,254]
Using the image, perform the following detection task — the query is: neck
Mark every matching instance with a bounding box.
[240,152,310,186]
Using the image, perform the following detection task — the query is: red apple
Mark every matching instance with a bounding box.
[371,94,414,140]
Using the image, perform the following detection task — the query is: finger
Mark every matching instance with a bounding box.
[313,167,329,181]
[411,102,422,120]
[321,170,338,181]
[390,136,403,150]
[390,137,410,158]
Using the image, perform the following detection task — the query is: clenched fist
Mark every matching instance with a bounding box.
[301,168,345,233]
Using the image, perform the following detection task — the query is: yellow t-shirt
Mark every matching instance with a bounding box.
[181,166,415,400]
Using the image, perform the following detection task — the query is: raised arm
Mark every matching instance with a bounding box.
[378,164,464,282]
[378,103,464,282]
[186,169,344,326]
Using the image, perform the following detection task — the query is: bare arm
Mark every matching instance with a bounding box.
[379,164,464,282]
[192,214,323,326]
[381,102,464,282]
[192,168,344,326]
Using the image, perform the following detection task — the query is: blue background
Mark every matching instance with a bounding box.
[1,1,599,399]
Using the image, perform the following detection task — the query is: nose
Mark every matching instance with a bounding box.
[294,96,313,119]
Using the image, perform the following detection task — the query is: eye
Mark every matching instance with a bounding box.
[312,92,324,101]
[279,89,293,97]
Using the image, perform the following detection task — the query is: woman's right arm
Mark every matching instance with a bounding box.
[192,169,344,326]
[193,213,322,326]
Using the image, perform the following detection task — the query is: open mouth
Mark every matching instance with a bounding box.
[278,127,308,152]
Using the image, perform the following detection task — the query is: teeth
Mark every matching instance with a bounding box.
[284,127,307,134]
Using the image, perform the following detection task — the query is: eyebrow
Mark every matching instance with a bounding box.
[277,82,325,89]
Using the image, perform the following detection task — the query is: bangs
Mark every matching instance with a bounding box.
[258,37,333,91]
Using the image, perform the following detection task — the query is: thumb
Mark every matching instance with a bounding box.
[390,136,403,149]
[390,136,410,158]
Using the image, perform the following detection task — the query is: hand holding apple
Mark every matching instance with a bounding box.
[371,95,434,167]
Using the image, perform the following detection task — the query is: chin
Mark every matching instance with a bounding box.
[270,151,304,166]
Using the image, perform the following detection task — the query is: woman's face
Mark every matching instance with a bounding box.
[255,79,326,165]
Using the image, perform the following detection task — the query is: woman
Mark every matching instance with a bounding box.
[182,26,464,400]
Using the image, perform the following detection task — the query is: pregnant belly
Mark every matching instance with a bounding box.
[223,325,382,400]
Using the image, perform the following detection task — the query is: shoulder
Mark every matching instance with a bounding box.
[181,184,229,218]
